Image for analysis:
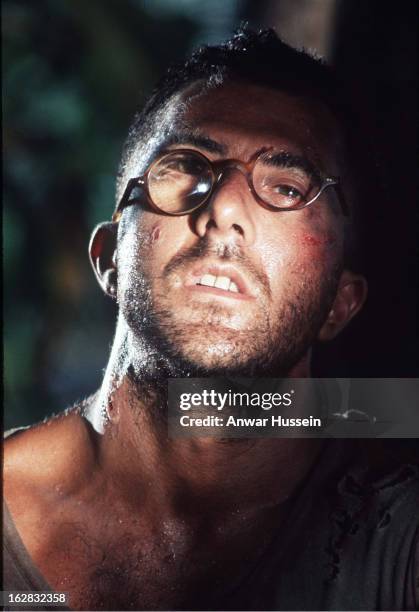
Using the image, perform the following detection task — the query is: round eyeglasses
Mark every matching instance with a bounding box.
[112,148,347,222]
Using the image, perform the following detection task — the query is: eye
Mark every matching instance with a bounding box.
[273,184,303,199]
[164,156,205,176]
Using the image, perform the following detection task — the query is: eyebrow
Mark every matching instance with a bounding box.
[153,133,322,181]
[260,150,321,181]
[161,129,227,155]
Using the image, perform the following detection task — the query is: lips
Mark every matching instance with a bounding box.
[184,264,253,299]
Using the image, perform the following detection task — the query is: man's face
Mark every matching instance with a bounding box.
[116,81,345,377]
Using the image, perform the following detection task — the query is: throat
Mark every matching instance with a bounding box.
[91,376,323,515]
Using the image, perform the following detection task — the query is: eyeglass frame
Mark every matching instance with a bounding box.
[112,147,349,222]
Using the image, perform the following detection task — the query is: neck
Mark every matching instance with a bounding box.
[83,325,320,518]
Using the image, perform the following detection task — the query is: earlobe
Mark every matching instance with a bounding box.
[318,270,368,341]
[89,222,118,299]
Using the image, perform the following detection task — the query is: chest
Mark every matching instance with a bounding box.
[38,515,274,611]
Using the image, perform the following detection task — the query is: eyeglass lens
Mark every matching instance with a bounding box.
[146,150,321,214]
[148,151,213,214]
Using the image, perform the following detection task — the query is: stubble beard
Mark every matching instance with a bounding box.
[118,239,341,383]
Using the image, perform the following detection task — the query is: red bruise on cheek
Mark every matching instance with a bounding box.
[300,232,337,248]
[150,225,161,242]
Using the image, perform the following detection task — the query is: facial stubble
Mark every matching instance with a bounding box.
[118,234,342,381]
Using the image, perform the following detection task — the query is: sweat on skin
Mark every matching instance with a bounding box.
[4,79,368,611]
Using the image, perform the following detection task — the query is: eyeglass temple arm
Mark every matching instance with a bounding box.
[319,178,349,217]
[112,177,146,222]
[330,180,349,217]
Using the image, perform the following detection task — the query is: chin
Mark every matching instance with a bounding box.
[166,331,280,377]
[179,338,244,371]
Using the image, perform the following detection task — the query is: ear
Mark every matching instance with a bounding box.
[89,222,118,299]
[317,270,368,341]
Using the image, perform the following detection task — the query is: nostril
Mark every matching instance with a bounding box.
[206,219,217,231]
[232,223,244,236]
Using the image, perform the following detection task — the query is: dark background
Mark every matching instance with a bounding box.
[3,0,418,428]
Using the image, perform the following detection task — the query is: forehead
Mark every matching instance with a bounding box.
[170,81,341,171]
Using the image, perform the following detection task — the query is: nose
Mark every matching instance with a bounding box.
[194,167,256,245]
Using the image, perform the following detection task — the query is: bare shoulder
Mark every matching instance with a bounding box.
[4,399,98,524]
[3,397,111,597]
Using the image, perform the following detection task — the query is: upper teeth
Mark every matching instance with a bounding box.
[198,274,239,293]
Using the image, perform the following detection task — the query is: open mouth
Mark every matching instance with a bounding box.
[196,273,239,293]
[184,264,254,300]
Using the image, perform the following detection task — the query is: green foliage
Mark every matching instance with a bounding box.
[3,0,198,427]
